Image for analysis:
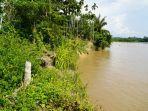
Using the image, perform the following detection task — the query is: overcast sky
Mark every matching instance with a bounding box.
[82,0,148,37]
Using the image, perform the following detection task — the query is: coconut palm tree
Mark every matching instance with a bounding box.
[94,14,107,32]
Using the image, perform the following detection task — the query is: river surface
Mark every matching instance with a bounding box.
[78,42,148,111]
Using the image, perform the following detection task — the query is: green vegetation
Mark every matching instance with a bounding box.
[0,30,42,95]
[2,68,93,110]
[112,37,148,42]
[0,28,93,110]
[0,0,111,110]
[55,38,86,70]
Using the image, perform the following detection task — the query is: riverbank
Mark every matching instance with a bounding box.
[1,36,95,110]
[112,37,148,42]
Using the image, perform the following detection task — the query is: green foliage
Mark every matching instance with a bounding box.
[3,0,111,50]
[3,0,84,44]
[55,38,86,70]
[2,69,93,111]
[112,37,148,42]
[94,30,112,50]
[0,31,42,96]
[94,15,107,32]
[77,13,112,50]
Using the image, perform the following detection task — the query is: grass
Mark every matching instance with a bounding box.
[2,68,93,111]
[0,33,94,110]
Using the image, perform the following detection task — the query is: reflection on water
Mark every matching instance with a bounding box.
[78,42,148,111]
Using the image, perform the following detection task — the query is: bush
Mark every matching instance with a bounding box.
[0,32,42,96]
[0,26,93,110]
[2,68,93,111]
[55,38,86,70]
[94,32,111,50]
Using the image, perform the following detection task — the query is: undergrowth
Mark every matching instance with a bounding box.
[55,38,87,70]
[0,32,42,96]
[2,69,93,111]
[0,33,93,110]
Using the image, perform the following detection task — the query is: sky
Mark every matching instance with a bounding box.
[82,0,148,37]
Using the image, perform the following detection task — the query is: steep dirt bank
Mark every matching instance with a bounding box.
[79,41,94,58]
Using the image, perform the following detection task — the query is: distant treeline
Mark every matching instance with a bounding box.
[112,37,148,42]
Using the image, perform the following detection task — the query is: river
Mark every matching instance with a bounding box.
[78,42,148,111]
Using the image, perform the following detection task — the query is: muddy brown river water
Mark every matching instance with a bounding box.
[78,42,148,111]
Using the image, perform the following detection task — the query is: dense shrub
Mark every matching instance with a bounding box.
[0,32,93,110]
[94,31,111,50]
[2,68,93,111]
[0,32,42,96]
[55,38,87,70]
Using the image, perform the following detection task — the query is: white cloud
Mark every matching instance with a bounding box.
[96,0,138,36]
[83,0,148,36]
[106,14,138,36]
